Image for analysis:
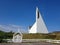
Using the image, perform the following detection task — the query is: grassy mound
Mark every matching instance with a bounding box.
[23,33,56,39]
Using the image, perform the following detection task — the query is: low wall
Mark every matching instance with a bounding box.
[3,39,60,43]
[22,39,60,43]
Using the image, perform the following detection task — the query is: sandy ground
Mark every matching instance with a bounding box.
[0,42,60,45]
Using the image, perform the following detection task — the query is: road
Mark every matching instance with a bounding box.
[0,42,60,45]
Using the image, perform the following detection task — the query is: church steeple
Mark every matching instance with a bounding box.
[36,7,40,21]
[29,7,48,33]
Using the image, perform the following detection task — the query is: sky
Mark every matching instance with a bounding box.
[0,0,60,32]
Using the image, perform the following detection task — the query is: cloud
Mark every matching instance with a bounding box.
[0,24,28,33]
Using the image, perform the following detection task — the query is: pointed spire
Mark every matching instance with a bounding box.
[36,7,40,21]
[29,7,48,33]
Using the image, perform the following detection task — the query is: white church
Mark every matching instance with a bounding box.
[29,7,48,33]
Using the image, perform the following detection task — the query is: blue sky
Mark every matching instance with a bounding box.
[0,0,60,32]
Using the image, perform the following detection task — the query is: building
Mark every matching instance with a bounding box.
[29,7,48,33]
[12,28,22,43]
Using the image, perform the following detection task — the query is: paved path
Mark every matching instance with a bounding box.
[0,42,60,45]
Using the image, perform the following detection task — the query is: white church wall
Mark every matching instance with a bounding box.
[37,15,48,33]
[29,22,37,33]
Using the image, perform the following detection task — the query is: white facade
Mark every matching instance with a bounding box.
[12,29,22,43]
[29,7,48,33]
